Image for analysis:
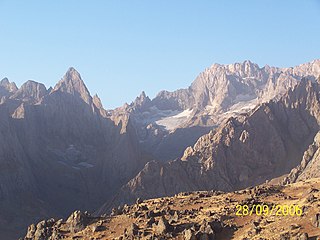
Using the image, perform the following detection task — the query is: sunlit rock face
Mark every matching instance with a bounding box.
[101,78,320,213]
[112,59,320,161]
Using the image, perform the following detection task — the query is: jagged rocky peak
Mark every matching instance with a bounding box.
[0,77,18,92]
[53,67,92,104]
[152,60,270,113]
[0,77,9,85]
[207,60,262,78]
[11,80,47,102]
[137,91,149,102]
[288,59,320,77]
[93,94,103,109]
[131,91,151,109]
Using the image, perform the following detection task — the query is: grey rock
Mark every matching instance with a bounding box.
[66,210,91,233]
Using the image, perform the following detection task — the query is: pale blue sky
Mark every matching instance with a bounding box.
[1,0,319,109]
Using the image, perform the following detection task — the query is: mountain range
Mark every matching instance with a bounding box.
[1,59,320,239]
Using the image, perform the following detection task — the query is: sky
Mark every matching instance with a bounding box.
[0,0,320,109]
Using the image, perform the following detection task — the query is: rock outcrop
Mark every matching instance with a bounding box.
[23,178,320,239]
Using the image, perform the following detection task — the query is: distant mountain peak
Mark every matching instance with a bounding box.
[312,59,320,66]
[131,91,151,110]
[0,77,10,85]
[140,91,147,98]
[243,59,255,65]
[53,67,92,104]
[137,91,149,102]
[11,80,47,102]
[0,77,18,94]
[65,67,81,80]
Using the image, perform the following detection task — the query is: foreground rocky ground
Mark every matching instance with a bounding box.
[22,178,320,240]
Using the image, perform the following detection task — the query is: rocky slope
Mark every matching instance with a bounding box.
[0,68,148,239]
[100,78,320,213]
[283,130,320,184]
[22,178,320,239]
[115,60,320,161]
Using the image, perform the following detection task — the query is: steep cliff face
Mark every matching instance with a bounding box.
[151,59,320,115]
[282,133,319,184]
[99,79,320,213]
[281,76,320,184]
[283,131,320,184]
[0,68,147,239]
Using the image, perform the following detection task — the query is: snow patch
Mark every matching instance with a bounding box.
[138,106,181,124]
[223,98,258,115]
[155,109,193,131]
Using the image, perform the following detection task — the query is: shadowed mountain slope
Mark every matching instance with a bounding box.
[0,68,148,239]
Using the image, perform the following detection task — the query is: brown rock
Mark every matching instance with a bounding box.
[311,213,320,228]
[154,216,172,235]
[66,211,91,233]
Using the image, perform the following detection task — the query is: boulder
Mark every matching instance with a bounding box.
[66,210,91,233]
[154,216,173,235]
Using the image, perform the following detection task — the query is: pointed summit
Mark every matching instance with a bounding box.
[132,91,151,109]
[0,77,18,92]
[140,91,147,98]
[0,77,10,86]
[64,67,82,81]
[12,80,47,102]
[243,59,259,70]
[53,67,92,104]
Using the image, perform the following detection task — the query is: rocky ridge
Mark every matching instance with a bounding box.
[23,178,320,239]
[100,78,320,213]
[114,60,320,161]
